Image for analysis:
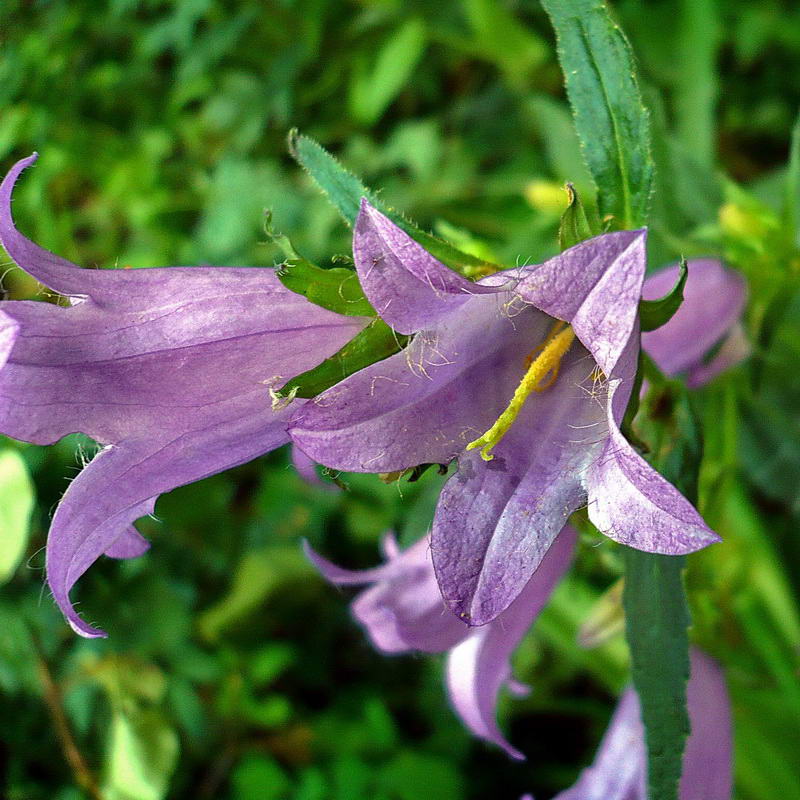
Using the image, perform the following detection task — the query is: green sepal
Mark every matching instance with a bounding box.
[265,209,375,317]
[276,260,375,317]
[287,130,499,278]
[558,182,600,251]
[639,257,688,332]
[278,318,408,399]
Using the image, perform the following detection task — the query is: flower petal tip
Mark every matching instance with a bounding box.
[66,614,108,639]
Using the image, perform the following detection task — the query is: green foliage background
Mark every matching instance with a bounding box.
[1,0,799,798]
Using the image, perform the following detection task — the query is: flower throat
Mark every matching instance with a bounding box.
[466,321,576,461]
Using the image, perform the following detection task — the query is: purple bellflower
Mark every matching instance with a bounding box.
[535,648,732,800]
[0,154,369,637]
[306,525,577,759]
[303,252,745,759]
[642,258,748,387]
[290,200,721,627]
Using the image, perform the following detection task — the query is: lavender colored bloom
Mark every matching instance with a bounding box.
[546,649,732,799]
[290,200,720,626]
[0,154,368,637]
[642,259,748,387]
[306,525,576,759]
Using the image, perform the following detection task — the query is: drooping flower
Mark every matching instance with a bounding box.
[535,648,732,800]
[642,258,748,387]
[0,154,369,637]
[290,200,720,626]
[306,525,576,759]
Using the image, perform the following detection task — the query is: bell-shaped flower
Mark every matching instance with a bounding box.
[642,258,748,387]
[306,525,577,759]
[290,200,720,626]
[0,154,369,637]
[540,648,732,799]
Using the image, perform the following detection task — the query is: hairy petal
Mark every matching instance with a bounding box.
[445,526,576,759]
[586,381,720,554]
[47,398,294,637]
[290,296,551,473]
[306,535,468,653]
[0,288,365,446]
[642,259,746,378]
[510,229,647,376]
[354,200,500,334]
[432,343,604,625]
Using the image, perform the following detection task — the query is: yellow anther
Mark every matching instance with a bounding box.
[466,323,576,461]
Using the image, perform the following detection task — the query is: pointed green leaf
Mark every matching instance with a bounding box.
[288,131,498,277]
[278,318,408,400]
[0,449,35,584]
[540,0,654,228]
[623,549,690,800]
[622,378,701,800]
[639,257,688,332]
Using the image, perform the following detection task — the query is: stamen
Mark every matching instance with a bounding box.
[466,322,576,461]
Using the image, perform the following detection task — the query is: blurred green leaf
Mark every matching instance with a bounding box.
[231,754,291,800]
[103,710,179,800]
[377,751,464,800]
[784,109,800,246]
[0,448,35,584]
[461,0,548,86]
[198,545,312,641]
[541,0,654,228]
[527,95,595,199]
[674,0,720,168]
[349,19,427,125]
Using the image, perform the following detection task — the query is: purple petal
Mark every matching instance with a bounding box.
[290,295,553,473]
[511,229,647,376]
[103,527,151,560]
[551,648,731,800]
[586,380,721,555]
[1,154,370,635]
[306,535,469,653]
[445,525,576,759]
[685,322,750,388]
[431,341,605,625]
[642,259,746,378]
[0,311,17,370]
[47,398,294,637]
[680,650,733,800]
[354,200,500,335]
[552,686,646,799]
[291,444,332,489]
[303,539,395,585]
